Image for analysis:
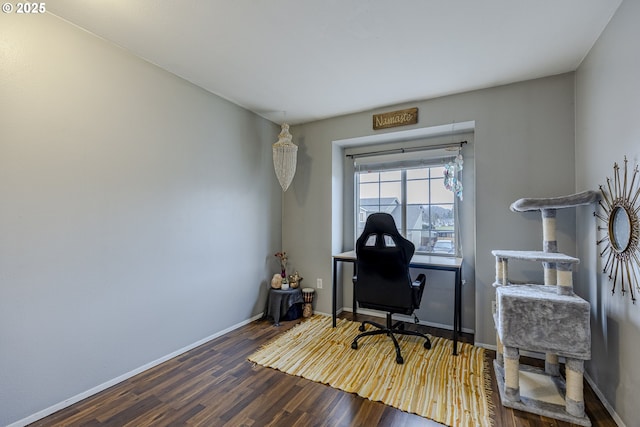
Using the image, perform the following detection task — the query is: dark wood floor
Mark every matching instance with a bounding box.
[30,313,617,427]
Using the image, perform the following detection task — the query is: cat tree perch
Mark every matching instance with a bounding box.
[492,190,598,426]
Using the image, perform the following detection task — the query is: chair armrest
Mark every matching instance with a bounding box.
[411,273,426,308]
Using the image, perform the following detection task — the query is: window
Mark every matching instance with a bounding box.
[355,164,457,256]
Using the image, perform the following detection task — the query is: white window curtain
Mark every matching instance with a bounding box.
[352,148,457,172]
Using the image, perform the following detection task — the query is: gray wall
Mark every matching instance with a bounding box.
[284,74,577,348]
[0,13,280,426]
[575,0,640,425]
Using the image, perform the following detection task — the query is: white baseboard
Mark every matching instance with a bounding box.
[8,313,265,427]
[583,372,625,427]
[341,307,474,334]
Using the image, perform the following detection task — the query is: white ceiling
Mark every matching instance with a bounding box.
[48,0,622,125]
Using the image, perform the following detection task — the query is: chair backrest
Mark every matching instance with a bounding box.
[355,213,416,311]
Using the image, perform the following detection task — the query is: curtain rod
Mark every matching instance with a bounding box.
[346,141,467,159]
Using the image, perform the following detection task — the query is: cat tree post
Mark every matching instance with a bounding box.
[494,256,508,367]
[541,208,560,375]
[565,358,586,417]
[503,346,520,401]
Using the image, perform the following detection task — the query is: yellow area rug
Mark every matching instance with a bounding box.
[249,315,493,427]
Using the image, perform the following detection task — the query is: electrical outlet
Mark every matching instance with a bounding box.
[316,278,323,289]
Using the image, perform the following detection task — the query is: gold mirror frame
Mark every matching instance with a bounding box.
[595,157,640,303]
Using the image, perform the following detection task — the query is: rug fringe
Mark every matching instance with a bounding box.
[249,315,328,355]
[484,350,496,427]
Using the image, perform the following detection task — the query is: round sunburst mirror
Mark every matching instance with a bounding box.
[595,157,640,303]
[610,206,632,252]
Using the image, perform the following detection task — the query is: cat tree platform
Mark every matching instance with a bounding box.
[492,250,591,426]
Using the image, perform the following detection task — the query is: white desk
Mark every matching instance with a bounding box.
[332,250,464,355]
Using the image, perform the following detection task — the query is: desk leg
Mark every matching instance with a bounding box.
[352,262,358,316]
[332,258,338,327]
[458,271,463,334]
[453,268,461,356]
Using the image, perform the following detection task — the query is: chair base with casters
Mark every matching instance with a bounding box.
[351,312,431,364]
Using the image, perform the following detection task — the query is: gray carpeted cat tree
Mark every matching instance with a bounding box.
[492,190,598,426]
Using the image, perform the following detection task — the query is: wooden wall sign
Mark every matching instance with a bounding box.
[373,108,418,130]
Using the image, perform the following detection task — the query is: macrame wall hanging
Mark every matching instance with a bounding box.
[272,123,297,192]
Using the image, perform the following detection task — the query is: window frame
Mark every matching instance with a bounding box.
[354,163,459,257]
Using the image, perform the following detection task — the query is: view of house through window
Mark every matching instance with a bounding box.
[356,165,456,255]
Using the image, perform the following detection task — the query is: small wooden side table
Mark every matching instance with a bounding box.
[266,287,303,326]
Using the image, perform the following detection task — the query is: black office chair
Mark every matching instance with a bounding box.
[351,213,431,364]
